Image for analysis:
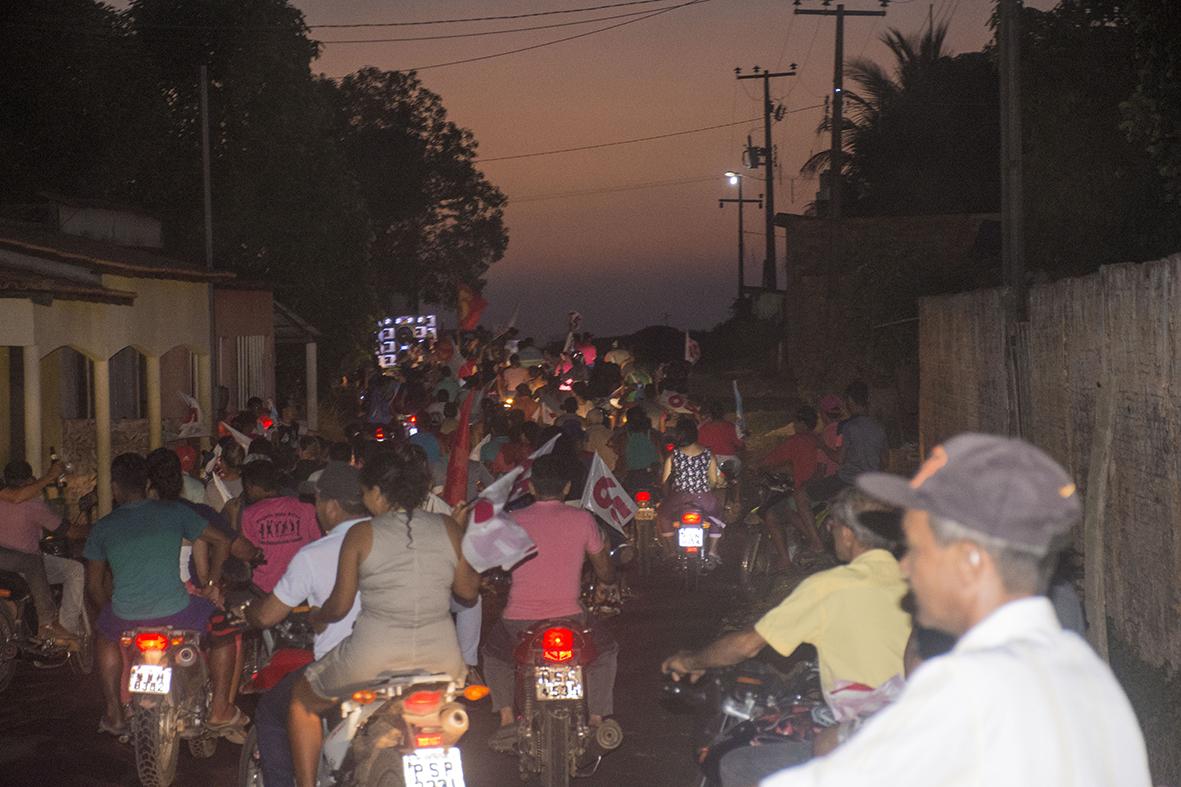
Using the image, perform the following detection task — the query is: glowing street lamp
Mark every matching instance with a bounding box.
[719,172,762,302]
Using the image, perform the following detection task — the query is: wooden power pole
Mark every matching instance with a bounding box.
[736,66,795,291]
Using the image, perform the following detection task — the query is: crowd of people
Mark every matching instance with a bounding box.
[0,322,1157,787]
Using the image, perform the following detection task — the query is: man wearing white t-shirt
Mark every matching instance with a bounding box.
[761,434,1151,787]
[245,462,366,787]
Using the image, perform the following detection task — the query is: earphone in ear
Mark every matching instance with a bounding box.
[968,550,981,567]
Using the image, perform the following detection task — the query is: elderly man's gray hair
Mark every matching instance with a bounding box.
[927,513,1056,594]
[830,487,896,551]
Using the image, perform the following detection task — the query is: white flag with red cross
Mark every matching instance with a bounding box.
[579,453,637,534]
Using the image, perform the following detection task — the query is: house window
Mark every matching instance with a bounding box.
[236,335,267,410]
[109,347,146,420]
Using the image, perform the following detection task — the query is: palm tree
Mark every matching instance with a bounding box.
[801,21,999,216]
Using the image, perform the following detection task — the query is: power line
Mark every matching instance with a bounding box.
[319,7,665,44]
[315,0,679,29]
[479,116,760,162]
[478,105,822,163]
[511,175,716,204]
[11,0,681,32]
[325,0,711,75]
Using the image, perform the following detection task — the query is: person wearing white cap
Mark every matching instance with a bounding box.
[760,433,1151,787]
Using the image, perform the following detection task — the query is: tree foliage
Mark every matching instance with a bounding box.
[803,23,1000,217]
[326,69,508,309]
[1020,0,1181,277]
[1122,0,1181,201]
[1,0,508,367]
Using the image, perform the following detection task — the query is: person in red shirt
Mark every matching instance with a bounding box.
[236,460,320,594]
[759,405,826,567]
[697,400,746,474]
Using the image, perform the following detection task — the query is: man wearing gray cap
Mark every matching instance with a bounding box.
[761,433,1151,787]
[244,461,368,787]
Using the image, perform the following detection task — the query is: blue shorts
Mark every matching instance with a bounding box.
[97,596,217,642]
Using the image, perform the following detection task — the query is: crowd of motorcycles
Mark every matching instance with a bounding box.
[0,426,827,787]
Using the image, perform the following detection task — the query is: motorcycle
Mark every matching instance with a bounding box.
[513,621,623,786]
[629,488,661,578]
[0,569,75,692]
[323,670,479,786]
[120,625,221,787]
[737,474,833,601]
[671,507,715,592]
[663,659,822,787]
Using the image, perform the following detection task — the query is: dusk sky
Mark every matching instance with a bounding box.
[262,1,1045,338]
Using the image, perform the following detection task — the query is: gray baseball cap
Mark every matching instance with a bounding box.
[856,433,1082,552]
[300,461,363,506]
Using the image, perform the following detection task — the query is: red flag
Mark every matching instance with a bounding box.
[457,284,488,332]
[442,387,478,506]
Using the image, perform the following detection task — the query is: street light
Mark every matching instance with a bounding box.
[719,172,762,303]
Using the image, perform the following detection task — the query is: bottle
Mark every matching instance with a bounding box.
[48,447,68,489]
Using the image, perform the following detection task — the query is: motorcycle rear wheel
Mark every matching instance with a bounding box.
[539,707,572,787]
[131,706,180,787]
[738,529,773,601]
[363,749,406,787]
[237,726,264,787]
[0,605,15,693]
[682,558,699,593]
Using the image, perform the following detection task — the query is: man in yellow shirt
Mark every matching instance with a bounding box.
[662,488,912,786]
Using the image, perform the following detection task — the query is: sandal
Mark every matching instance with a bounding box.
[207,707,250,742]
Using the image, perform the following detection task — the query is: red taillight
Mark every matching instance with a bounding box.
[414,732,444,748]
[664,443,675,453]
[635,491,651,504]
[374,426,385,441]
[681,512,702,525]
[134,632,169,652]
[542,626,575,663]
[686,547,700,554]
[404,689,443,716]
[408,414,417,424]
[261,417,274,429]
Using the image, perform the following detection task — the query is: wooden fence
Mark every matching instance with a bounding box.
[919,254,1181,671]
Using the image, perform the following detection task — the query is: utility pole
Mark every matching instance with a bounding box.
[720,172,763,303]
[736,66,795,291]
[200,65,217,436]
[998,0,1025,322]
[794,2,886,280]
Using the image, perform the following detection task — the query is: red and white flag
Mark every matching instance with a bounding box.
[580,453,637,534]
[684,331,702,364]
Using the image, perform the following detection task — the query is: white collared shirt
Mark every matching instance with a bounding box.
[762,597,1151,787]
[272,517,365,660]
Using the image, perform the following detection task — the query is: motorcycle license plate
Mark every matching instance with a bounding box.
[677,526,704,548]
[635,507,656,520]
[402,747,465,787]
[535,665,584,701]
[128,664,172,694]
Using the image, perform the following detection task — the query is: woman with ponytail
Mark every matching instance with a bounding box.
[288,444,480,787]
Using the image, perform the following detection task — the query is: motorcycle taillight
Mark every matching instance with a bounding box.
[414,732,444,748]
[134,632,168,653]
[681,511,702,524]
[542,626,575,663]
[635,491,651,504]
[404,689,443,716]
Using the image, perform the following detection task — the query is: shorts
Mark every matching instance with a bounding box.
[97,596,217,642]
